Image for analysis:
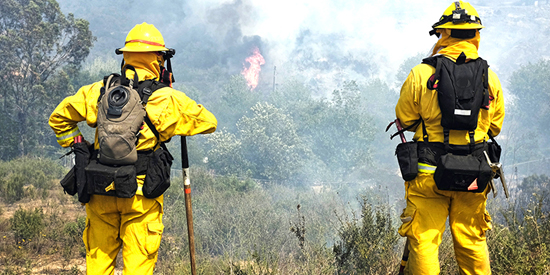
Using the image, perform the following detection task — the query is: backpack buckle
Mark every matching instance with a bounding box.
[141,87,153,104]
[142,87,152,96]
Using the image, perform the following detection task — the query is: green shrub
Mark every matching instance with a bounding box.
[333,196,400,275]
[63,216,86,245]
[0,157,66,203]
[488,175,550,274]
[2,175,26,203]
[9,207,45,244]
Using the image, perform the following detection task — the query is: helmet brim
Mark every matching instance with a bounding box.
[434,22,484,29]
[118,42,169,52]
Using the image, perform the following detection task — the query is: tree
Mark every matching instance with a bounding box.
[206,130,250,176]
[238,102,309,180]
[213,75,261,133]
[206,102,309,181]
[295,81,375,179]
[0,0,94,159]
[506,59,550,166]
[509,60,550,131]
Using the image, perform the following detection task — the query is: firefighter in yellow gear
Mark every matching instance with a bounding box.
[49,22,217,274]
[395,2,505,274]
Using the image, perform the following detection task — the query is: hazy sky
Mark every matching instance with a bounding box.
[59,0,544,92]
[183,0,445,78]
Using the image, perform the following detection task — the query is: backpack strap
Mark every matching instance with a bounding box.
[121,65,139,89]
[424,56,443,90]
[421,118,428,143]
[481,59,490,110]
[138,80,170,150]
[443,128,476,153]
[138,80,155,104]
[137,80,168,105]
[143,114,168,151]
[456,52,467,65]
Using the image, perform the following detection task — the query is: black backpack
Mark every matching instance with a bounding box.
[423,52,490,132]
[422,53,493,193]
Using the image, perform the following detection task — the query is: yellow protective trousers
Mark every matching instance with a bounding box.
[83,194,164,275]
[398,173,492,275]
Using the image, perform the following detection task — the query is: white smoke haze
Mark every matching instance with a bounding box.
[57,1,548,180]
[57,0,549,96]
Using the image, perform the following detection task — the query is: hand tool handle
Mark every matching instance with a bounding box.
[181,136,196,275]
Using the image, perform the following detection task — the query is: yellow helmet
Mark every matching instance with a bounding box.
[117,22,169,53]
[432,1,484,31]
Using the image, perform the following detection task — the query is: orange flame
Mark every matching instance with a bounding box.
[242,47,265,90]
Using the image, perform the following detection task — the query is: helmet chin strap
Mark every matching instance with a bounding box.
[159,49,176,86]
[113,48,176,86]
[115,48,126,70]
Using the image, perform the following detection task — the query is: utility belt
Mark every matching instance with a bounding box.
[394,120,500,193]
[420,142,492,193]
[60,142,173,203]
[418,141,488,167]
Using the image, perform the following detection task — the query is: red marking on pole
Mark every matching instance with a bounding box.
[185,188,191,194]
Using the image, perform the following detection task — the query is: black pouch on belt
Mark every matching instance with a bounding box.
[434,153,492,193]
[60,167,77,196]
[85,160,137,198]
[487,141,501,163]
[486,132,501,178]
[143,146,174,198]
[395,141,418,181]
[487,139,501,179]
[72,142,93,203]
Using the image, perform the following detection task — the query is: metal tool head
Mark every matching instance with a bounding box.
[498,165,509,198]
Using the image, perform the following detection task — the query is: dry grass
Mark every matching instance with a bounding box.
[0,159,548,275]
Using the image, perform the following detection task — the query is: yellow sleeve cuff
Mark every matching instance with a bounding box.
[56,127,82,146]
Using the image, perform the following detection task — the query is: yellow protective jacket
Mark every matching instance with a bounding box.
[396,31,505,144]
[49,52,217,191]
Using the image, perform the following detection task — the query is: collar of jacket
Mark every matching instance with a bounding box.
[431,30,480,61]
[122,52,164,81]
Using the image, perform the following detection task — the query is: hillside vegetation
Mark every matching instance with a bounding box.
[0,158,548,274]
[2,0,550,274]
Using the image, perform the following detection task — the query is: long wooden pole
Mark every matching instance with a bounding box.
[181,136,196,275]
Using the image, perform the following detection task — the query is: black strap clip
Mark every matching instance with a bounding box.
[142,87,153,104]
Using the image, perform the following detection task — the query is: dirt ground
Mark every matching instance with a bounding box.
[0,188,127,274]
